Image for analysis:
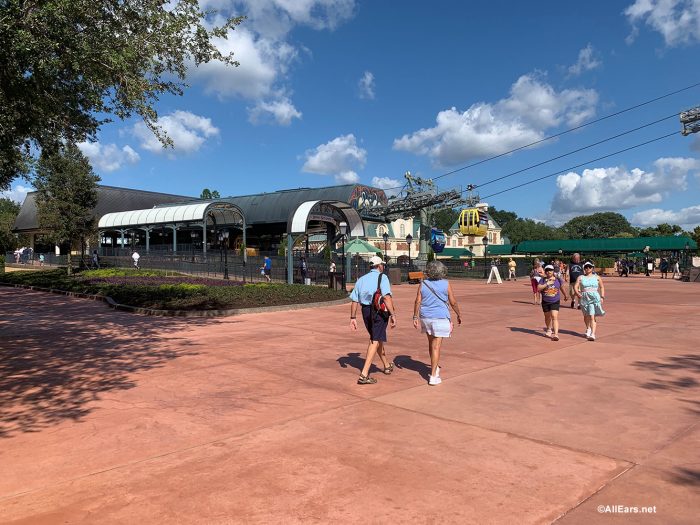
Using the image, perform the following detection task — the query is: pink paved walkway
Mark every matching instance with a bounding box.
[0,276,698,524]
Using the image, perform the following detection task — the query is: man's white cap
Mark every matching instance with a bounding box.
[369,255,385,266]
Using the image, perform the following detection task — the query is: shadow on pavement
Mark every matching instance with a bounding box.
[632,354,700,392]
[0,291,216,438]
[394,354,431,381]
[508,326,588,339]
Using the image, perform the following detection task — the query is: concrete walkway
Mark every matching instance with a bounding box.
[0,276,698,524]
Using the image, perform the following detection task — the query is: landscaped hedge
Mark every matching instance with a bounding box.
[0,268,347,310]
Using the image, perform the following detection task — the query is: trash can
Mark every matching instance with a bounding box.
[304,277,311,285]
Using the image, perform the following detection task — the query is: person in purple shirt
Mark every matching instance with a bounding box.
[537,264,569,341]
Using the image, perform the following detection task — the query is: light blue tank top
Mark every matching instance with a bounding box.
[420,279,450,319]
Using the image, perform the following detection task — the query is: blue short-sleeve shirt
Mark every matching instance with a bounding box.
[349,269,391,305]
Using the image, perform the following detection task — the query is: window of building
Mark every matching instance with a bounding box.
[377,225,386,237]
[452,236,457,247]
[400,224,405,237]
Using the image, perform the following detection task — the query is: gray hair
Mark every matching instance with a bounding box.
[425,260,448,280]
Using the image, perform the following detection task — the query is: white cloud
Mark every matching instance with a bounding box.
[248,96,302,125]
[301,134,366,183]
[567,44,601,76]
[371,176,401,196]
[358,71,375,100]
[632,205,700,227]
[1,184,31,204]
[625,0,700,46]
[133,111,220,156]
[551,157,700,214]
[393,74,598,166]
[78,142,140,172]
[193,1,357,125]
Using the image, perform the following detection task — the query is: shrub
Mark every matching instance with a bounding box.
[0,254,4,273]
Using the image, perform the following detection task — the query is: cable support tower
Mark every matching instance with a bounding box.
[680,105,700,135]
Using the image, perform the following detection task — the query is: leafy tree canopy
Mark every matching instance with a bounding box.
[501,218,565,245]
[0,0,244,190]
[488,206,518,228]
[34,143,100,273]
[0,197,21,253]
[637,223,684,237]
[200,188,221,199]
[560,212,636,239]
[432,208,459,232]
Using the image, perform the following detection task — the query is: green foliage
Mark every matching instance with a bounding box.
[560,212,636,239]
[0,254,4,273]
[433,208,459,232]
[488,206,518,228]
[34,143,100,274]
[0,0,245,189]
[501,218,565,244]
[0,270,347,310]
[0,197,22,253]
[200,188,221,199]
[637,223,683,237]
[80,268,173,278]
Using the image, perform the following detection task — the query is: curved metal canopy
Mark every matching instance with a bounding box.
[288,200,364,236]
[98,202,244,229]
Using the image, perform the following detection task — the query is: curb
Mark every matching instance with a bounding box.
[0,282,350,318]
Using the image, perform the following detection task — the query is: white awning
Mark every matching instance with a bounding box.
[98,202,244,229]
[288,200,364,237]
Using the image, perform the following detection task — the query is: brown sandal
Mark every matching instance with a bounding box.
[383,363,394,375]
[357,374,377,385]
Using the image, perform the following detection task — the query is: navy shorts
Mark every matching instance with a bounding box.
[361,304,388,342]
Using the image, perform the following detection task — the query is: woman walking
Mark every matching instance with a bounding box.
[413,261,462,386]
[530,259,544,305]
[537,264,568,341]
[574,261,605,341]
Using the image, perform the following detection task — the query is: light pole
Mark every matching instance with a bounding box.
[190,231,197,258]
[406,233,413,270]
[684,241,690,270]
[218,229,230,280]
[382,231,389,266]
[339,221,348,291]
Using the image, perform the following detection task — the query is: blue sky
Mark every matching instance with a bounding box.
[4,0,700,229]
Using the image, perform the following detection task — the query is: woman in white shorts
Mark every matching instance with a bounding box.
[412,261,462,386]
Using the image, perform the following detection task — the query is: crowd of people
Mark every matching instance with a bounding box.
[348,252,610,386]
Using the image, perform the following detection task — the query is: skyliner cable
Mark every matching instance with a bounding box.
[383,80,700,193]
[475,113,677,189]
[479,131,678,200]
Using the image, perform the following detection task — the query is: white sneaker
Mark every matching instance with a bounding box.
[436,366,441,378]
[588,334,595,341]
[545,329,552,338]
[428,375,442,386]
[585,327,591,338]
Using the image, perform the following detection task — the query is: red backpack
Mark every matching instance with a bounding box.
[371,273,390,320]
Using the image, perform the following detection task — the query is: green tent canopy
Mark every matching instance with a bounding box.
[437,247,475,259]
[338,238,381,254]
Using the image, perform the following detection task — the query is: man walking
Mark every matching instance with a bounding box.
[132,250,140,270]
[262,256,272,282]
[568,253,583,309]
[349,255,397,384]
[507,258,517,281]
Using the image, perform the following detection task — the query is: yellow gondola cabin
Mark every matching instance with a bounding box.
[459,208,489,236]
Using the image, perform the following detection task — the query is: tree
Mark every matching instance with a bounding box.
[488,206,518,228]
[432,208,459,232]
[34,143,100,274]
[0,1,244,190]
[501,218,565,244]
[200,188,221,199]
[638,223,683,237]
[560,212,636,239]
[0,197,21,253]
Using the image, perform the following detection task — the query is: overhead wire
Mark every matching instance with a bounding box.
[475,113,677,189]
[479,131,678,200]
[382,80,700,193]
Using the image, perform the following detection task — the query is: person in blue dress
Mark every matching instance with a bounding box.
[574,261,606,341]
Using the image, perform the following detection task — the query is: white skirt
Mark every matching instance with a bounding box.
[420,317,452,338]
